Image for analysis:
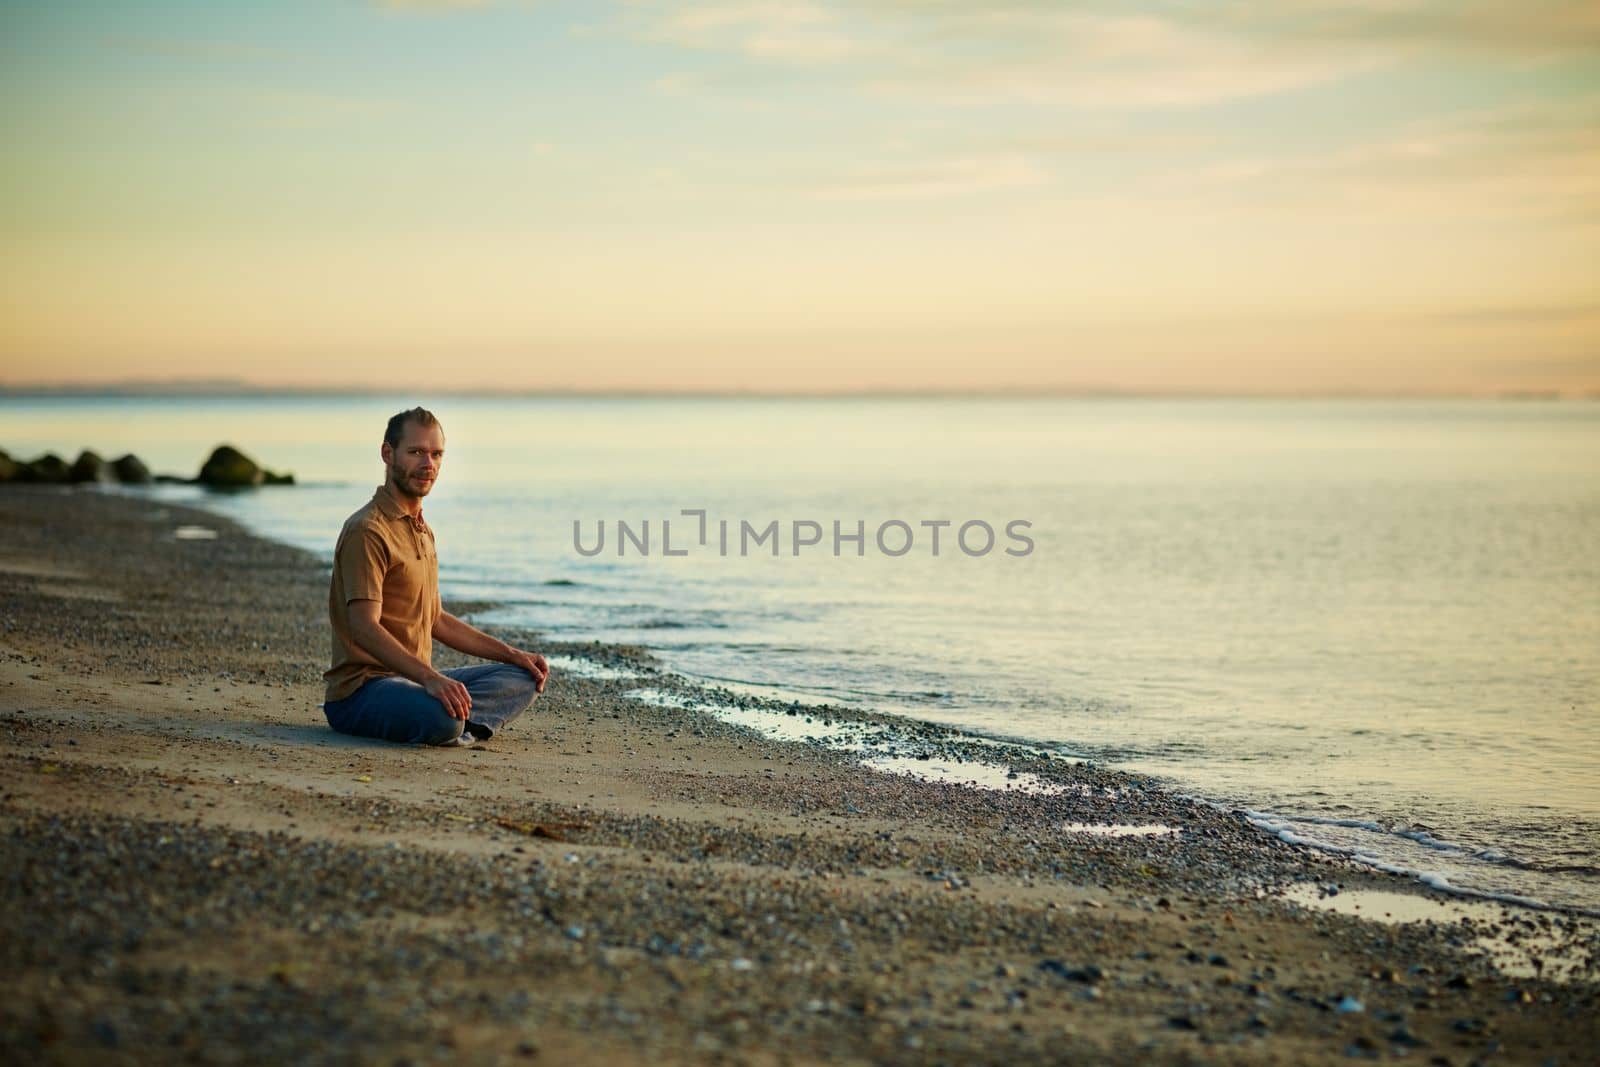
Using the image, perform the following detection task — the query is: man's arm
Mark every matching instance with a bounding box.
[347,599,473,718]
[434,611,549,692]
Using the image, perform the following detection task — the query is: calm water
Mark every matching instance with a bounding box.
[6,395,1598,911]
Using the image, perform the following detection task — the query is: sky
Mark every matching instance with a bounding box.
[1,0,1597,395]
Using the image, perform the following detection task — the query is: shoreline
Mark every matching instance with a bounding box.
[2,484,1595,1063]
[125,480,1599,920]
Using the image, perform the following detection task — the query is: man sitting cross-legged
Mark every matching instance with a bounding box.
[321,406,549,747]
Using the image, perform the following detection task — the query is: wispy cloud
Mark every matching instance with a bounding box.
[814,155,1048,200]
[1170,96,1600,225]
[881,13,1373,109]
[653,2,856,64]
[869,0,1600,58]
[1209,0,1600,60]
[620,1,1599,110]
[621,3,1374,109]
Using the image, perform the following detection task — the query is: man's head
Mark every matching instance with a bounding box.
[381,407,445,501]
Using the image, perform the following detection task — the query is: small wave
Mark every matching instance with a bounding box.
[877,687,959,704]
[1393,827,1462,853]
[1252,813,1577,868]
[634,617,728,630]
[1252,813,1600,880]
[1255,813,1386,833]
[1470,850,1600,877]
[1240,810,1600,917]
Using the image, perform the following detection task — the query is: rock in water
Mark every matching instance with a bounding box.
[198,444,263,486]
[197,445,294,488]
[23,453,70,483]
[69,450,115,483]
[112,453,153,484]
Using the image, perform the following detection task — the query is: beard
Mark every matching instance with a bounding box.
[389,459,436,499]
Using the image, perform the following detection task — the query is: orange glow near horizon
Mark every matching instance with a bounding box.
[2,3,1597,395]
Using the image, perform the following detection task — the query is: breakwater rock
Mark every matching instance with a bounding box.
[0,444,293,488]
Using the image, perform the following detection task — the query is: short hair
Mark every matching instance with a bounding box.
[384,407,443,449]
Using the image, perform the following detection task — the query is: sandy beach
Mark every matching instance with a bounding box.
[1,485,1595,1065]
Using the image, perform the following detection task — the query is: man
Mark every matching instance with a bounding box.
[322,406,549,747]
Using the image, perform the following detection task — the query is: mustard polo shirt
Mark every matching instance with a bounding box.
[323,484,442,703]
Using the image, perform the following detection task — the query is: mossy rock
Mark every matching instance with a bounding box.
[197,444,293,488]
[23,453,70,483]
[112,453,153,484]
[69,450,115,483]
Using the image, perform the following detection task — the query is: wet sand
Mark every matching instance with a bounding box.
[1,485,1595,1064]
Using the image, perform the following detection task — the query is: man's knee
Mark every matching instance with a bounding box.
[510,671,541,710]
[482,664,542,709]
[419,716,465,746]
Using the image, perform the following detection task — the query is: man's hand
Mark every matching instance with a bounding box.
[435,614,552,694]
[423,672,473,719]
[507,649,550,693]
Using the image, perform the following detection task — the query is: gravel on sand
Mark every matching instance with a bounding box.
[1,486,1595,1064]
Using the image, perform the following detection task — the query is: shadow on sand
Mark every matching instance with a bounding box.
[235,721,398,750]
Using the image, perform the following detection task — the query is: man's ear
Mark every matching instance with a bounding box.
[380,441,393,465]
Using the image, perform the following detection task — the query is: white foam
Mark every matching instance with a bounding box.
[623,687,700,711]
[1061,823,1177,838]
[624,688,1071,797]
[861,754,1066,795]
[546,654,646,682]
[625,689,857,743]
[711,704,848,744]
[1243,809,1593,916]
[1393,828,1461,852]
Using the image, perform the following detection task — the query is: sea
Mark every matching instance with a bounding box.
[5,394,1597,914]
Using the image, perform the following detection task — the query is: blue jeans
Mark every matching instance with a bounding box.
[323,663,540,746]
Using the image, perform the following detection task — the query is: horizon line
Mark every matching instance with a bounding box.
[2,380,1596,402]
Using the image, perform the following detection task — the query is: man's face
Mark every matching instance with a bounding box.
[382,421,446,500]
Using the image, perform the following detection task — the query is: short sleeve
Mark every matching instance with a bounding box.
[338,526,389,603]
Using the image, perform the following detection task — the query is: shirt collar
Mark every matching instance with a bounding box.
[373,483,426,529]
